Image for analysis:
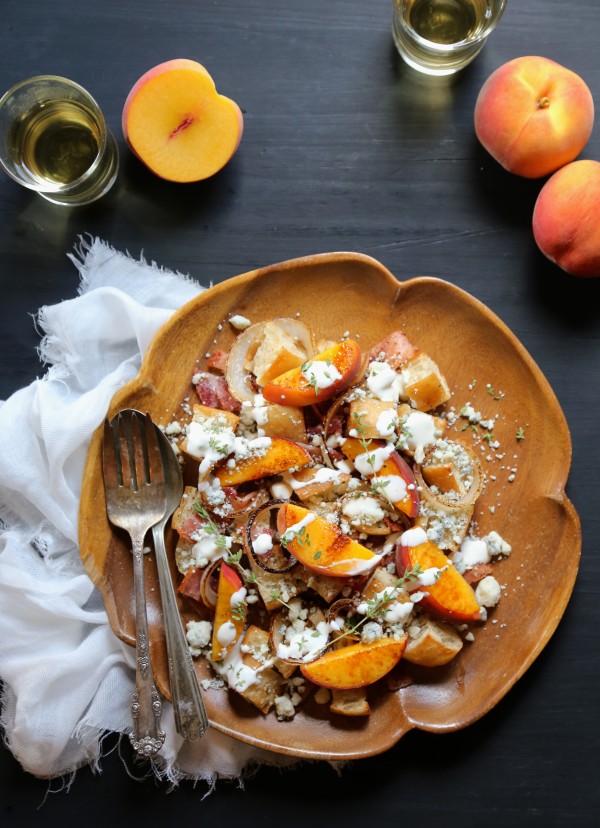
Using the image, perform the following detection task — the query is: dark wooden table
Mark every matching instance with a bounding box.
[1,1,599,824]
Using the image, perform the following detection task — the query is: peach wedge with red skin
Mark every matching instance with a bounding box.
[262,340,361,407]
[122,58,243,182]
[211,562,245,661]
[474,56,594,179]
[397,539,481,623]
[342,437,419,519]
[215,437,311,486]
[300,637,407,689]
[277,503,381,577]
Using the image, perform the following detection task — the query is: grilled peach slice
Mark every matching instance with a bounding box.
[300,637,407,689]
[342,437,419,518]
[215,437,311,486]
[211,562,246,661]
[262,339,361,406]
[396,539,481,623]
[277,503,381,577]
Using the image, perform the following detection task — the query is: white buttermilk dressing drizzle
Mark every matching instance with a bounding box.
[366,362,405,403]
[458,538,491,567]
[400,526,428,548]
[301,360,342,390]
[251,532,274,556]
[354,443,395,476]
[401,411,438,463]
[217,621,238,646]
[230,586,247,608]
[342,496,386,524]
[376,408,398,438]
[323,554,382,576]
[374,473,407,503]
[190,529,232,567]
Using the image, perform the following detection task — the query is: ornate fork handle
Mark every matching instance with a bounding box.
[129,531,165,757]
[153,524,208,741]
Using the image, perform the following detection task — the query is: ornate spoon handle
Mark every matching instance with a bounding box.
[129,531,165,757]
[153,523,208,741]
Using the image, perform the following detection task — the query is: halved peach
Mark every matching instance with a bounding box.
[277,503,381,577]
[300,636,407,689]
[396,539,481,623]
[342,437,419,518]
[211,562,245,661]
[262,340,361,406]
[215,437,311,486]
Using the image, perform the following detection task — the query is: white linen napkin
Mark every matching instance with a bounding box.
[0,237,298,784]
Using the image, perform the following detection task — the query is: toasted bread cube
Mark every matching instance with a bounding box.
[247,553,305,612]
[402,354,451,411]
[403,617,463,667]
[413,506,473,553]
[252,322,308,386]
[363,566,413,613]
[192,403,240,431]
[171,486,202,535]
[297,567,344,604]
[347,398,397,439]
[232,626,285,713]
[260,404,306,442]
[330,687,371,717]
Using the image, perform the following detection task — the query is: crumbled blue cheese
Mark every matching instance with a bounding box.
[301,360,341,390]
[229,314,252,330]
[475,575,501,607]
[186,620,213,656]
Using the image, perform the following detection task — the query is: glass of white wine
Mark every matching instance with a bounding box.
[0,75,118,206]
[392,0,507,76]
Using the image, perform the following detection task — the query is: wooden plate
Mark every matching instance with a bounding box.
[78,252,581,760]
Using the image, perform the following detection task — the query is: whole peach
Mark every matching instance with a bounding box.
[475,56,594,178]
[532,160,600,278]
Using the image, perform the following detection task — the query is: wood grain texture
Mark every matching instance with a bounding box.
[0,0,599,822]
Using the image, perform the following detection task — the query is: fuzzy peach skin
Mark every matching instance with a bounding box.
[533,159,600,278]
[122,58,243,182]
[474,56,594,178]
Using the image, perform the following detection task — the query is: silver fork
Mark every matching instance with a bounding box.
[102,409,167,758]
[152,424,209,741]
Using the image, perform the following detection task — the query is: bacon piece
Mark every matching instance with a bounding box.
[178,515,206,542]
[463,563,494,585]
[193,372,241,414]
[178,567,203,601]
[369,331,419,370]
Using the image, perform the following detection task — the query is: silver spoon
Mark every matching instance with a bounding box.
[152,423,209,741]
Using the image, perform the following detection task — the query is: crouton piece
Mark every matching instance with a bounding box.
[259,403,306,442]
[347,398,397,439]
[252,322,308,386]
[235,626,284,713]
[403,617,463,667]
[192,403,240,432]
[402,354,451,411]
[297,566,344,604]
[247,552,305,612]
[171,486,203,536]
[330,687,371,717]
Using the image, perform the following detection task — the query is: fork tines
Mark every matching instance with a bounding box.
[103,410,165,493]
